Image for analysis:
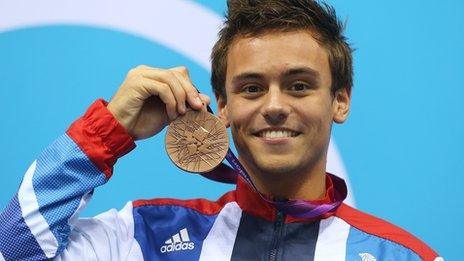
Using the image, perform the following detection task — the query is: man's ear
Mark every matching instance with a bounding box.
[333,87,351,124]
[216,93,230,128]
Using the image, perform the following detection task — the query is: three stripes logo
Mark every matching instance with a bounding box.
[160,228,195,253]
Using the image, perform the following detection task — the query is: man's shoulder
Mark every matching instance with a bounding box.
[131,190,237,216]
[335,203,440,261]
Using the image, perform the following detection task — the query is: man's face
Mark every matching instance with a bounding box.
[218,30,350,178]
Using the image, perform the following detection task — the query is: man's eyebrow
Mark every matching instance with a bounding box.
[282,67,320,82]
[231,67,321,85]
[231,72,264,85]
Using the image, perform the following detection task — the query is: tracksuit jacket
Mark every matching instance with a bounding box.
[0,100,442,260]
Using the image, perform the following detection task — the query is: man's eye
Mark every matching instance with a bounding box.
[289,82,310,92]
[243,85,263,93]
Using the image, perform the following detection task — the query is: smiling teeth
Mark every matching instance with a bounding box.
[260,130,298,138]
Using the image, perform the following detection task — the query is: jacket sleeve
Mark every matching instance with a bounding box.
[0,99,136,260]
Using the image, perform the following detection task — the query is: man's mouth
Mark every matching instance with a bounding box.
[254,129,301,138]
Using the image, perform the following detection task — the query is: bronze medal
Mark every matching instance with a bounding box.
[165,110,229,173]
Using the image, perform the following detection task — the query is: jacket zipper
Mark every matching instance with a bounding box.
[269,210,285,261]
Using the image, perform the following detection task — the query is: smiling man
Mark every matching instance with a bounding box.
[0,0,442,260]
[218,30,346,201]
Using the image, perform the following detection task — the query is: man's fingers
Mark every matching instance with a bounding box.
[198,93,212,112]
[139,78,178,121]
[198,93,211,105]
[128,65,209,119]
[170,67,212,112]
[140,68,187,114]
[170,67,204,110]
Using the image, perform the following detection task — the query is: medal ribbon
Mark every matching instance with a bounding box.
[200,106,347,219]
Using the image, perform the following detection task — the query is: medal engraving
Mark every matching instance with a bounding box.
[166,110,229,173]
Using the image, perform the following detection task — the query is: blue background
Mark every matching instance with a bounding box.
[0,1,462,259]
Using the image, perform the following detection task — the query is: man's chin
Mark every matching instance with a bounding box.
[253,159,302,176]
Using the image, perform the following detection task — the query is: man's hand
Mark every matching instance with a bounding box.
[107,65,211,140]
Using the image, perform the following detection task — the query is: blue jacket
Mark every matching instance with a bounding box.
[0,100,441,260]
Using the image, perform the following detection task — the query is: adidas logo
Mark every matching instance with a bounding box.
[160,228,195,253]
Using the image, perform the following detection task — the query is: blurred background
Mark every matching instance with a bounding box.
[0,0,462,259]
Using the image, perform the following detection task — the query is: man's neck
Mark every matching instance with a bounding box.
[244,159,328,201]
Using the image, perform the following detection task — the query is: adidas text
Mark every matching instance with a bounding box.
[160,242,195,253]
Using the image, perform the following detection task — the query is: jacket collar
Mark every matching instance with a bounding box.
[235,173,345,223]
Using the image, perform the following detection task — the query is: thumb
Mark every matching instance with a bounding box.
[198,93,211,112]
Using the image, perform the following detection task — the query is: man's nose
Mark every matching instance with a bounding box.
[262,86,290,125]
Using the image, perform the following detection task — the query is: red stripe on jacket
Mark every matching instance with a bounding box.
[133,190,237,216]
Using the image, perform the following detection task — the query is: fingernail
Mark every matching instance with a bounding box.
[195,97,202,106]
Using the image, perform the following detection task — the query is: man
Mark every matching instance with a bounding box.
[0,0,441,260]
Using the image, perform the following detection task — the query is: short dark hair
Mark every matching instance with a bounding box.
[211,0,353,98]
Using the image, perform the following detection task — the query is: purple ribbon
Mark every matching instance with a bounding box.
[199,105,347,218]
